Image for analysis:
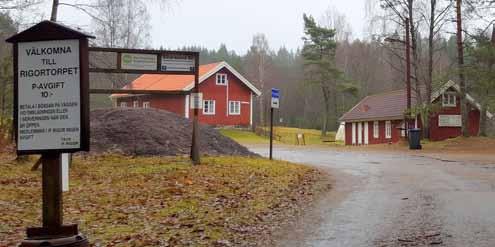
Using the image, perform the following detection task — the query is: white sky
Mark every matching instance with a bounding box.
[34,0,368,54]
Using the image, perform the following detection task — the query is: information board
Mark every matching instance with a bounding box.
[438,114,462,127]
[121,53,158,71]
[17,39,82,151]
[161,54,195,72]
[190,93,203,109]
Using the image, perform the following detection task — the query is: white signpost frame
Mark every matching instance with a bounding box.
[17,39,82,152]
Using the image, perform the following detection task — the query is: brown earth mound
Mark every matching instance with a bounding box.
[90,108,256,156]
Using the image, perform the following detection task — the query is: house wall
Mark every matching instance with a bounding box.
[116,67,252,127]
[116,95,185,116]
[189,67,251,126]
[429,95,480,141]
[345,120,403,145]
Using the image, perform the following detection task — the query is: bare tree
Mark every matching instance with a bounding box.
[245,34,271,127]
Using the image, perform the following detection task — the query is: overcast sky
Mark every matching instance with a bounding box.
[43,0,368,54]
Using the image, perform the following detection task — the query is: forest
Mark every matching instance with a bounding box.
[0,0,494,142]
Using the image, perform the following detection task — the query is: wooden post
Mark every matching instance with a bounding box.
[269,107,274,160]
[42,153,63,230]
[191,54,200,165]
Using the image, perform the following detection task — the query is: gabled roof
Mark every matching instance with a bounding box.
[111,61,261,98]
[340,80,492,122]
[6,20,94,43]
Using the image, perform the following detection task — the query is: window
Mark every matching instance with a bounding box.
[133,101,139,108]
[203,100,215,115]
[373,121,379,138]
[216,73,228,85]
[120,102,127,108]
[400,121,406,137]
[442,93,456,107]
[143,102,150,109]
[385,121,392,139]
[229,101,241,115]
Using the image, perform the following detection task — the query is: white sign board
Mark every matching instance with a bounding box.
[17,39,81,151]
[121,53,158,71]
[438,115,462,127]
[271,98,279,109]
[161,55,195,72]
[190,93,203,109]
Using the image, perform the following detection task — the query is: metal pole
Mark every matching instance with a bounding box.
[42,153,63,230]
[191,54,200,165]
[269,107,273,160]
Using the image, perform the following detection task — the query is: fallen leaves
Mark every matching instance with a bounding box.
[0,154,325,246]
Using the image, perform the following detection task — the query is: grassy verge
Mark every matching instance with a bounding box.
[221,127,343,146]
[219,129,268,144]
[0,154,326,247]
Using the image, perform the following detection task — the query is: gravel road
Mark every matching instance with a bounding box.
[248,145,495,247]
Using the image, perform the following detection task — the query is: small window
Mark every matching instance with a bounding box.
[133,101,139,108]
[385,121,392,139]
[203,100,215,115]
[143,102,150,109]
[216,73,228,85]
[373,121,379,138]
[442,93,456,107]
[229,101,241,115]
[120,102,127,108]
[400,121,406,137]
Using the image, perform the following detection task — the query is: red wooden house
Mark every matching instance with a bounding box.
[111,61,261,127]
[339,80,493,145]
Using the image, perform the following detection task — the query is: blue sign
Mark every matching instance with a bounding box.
[271,88,280,98]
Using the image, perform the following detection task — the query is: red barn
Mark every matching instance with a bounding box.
[111,61,261,127]
[339,80,493,145]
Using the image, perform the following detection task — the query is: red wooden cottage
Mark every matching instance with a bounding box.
[339,80,493,145]
[111,61,261,127]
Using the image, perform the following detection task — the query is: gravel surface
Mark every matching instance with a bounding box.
[89,108,256,156]
[248,145,495,247]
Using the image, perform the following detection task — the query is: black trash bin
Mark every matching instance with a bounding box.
[408,128,422,150]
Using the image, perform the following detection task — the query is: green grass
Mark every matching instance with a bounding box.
[220,127,342,146]
[0,154,321,247]
[219,129,268,144]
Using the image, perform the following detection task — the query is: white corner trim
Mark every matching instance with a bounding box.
[185,95,190,119]
[183,62,262,96]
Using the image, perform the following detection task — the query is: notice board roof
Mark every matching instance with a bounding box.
[6,20,95,43]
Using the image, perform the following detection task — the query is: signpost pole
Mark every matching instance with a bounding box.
[42,153,63,230]
[191,54,200,165]
[269,107,274,160]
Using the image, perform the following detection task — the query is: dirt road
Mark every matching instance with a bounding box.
[248,145,495,247]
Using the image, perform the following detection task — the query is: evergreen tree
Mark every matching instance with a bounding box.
[301,14,345,135]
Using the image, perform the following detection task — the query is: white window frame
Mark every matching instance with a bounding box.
[143,102,150,109]
[442,93,456,107]
[216,73,228,85]
[385,121,392,139]
[133,100,139,108]
[120,102,127,108]
[373,121,379,138]
[229,101,241,115]
[203,100,216,115]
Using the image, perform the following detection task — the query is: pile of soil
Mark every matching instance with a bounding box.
[89,108,256,156]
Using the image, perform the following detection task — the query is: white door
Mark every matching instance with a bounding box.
[358,122,363,145]
[352,122,356,145]
[364,122,369,145]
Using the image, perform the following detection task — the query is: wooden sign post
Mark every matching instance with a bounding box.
[6,20,93,247]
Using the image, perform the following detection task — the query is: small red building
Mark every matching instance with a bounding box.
[339,80,493,145]
[111,61,261,127]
